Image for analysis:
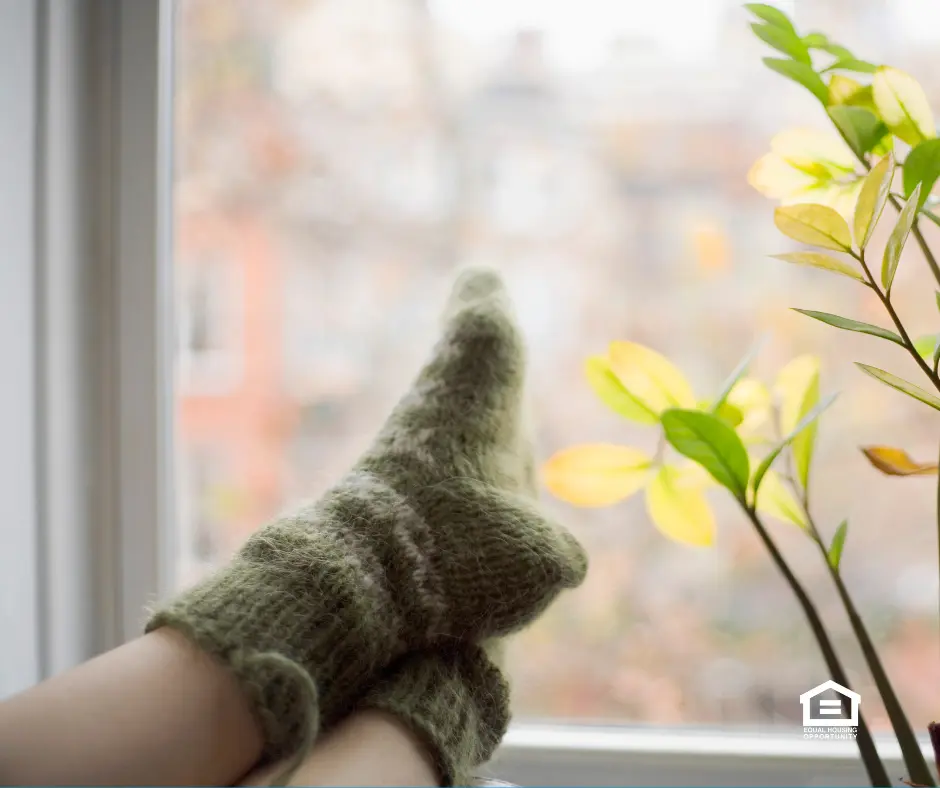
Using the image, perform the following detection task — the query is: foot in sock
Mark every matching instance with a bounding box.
[359,642,509,787]
[146,267,587,764]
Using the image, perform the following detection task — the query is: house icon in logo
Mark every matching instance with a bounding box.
[800,680,860,726]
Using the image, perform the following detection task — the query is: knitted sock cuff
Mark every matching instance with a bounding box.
[360,645,511,787]
[146,609,318,764]
[145,553,391,762]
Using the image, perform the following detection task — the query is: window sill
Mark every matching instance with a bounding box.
[488,722,932,786]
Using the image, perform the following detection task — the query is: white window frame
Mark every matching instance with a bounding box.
[0,0,43,700]
[2,0,176,683]
[5,1,934,784]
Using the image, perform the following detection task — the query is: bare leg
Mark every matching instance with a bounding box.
[0,629,263,786]
[238,711,439,787]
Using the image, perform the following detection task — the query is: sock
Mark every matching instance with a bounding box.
[359,643,510,787]
[145,267,588,766]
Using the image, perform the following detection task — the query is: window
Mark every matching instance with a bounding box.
[176,446,232,583]
[172,0,940,743]
[4,1,934,785]
[176,257,243,394]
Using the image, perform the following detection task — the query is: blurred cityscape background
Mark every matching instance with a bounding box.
[174,0,940,731]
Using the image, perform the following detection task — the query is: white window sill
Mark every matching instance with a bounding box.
[488,722,933,786]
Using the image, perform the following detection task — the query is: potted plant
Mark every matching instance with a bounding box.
[542,5,940,785]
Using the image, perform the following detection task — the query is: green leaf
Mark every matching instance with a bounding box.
[774,204,853,251]
[872,66,936,146]
[744,3,796,34]
[716,401,745,428]
[817,42,855,60]
[763,58,829,105]
[914,334,940,360]
[827,106,888,158]
[825,58,878,74]
[936,291,940,315]
[903,139,940,209]
[750,23,811,64]
[828,520,848,570]
[661,409,750,501]
[776,356,820,490]
[856,362,940,412]
[584,355,658,425]
[770,251,864,281]
[751,393,838,497]
[801,32,829,48]
[698,399,745,428]
[853,155,894,249]
[711,338,767,413]
[756,470,808,529]
[793,309,904,346]
[932,342,940,374]
[882,183,921,291]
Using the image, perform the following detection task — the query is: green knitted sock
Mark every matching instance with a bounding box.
[146,267,587,767]
[359,643,510,787]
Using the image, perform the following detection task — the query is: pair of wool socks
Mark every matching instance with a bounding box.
[147,268,587,784]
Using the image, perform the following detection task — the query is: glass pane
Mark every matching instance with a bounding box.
[174,0,940,729]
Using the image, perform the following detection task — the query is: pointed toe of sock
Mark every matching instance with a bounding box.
[443,266,513,319]
[440,267,522,373]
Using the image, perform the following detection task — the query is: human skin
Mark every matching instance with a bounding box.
[0,628,437,787]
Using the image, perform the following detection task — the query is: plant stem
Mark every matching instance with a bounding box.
[856,252,940,393]
[742,506,891,787]
[896,197,940,289]
[852,151,940,289]
[801,508,935,786]
[653,431,666,465]
[930,723,940,779]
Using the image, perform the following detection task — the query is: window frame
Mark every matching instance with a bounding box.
[2,0,177,686]
[0,0,43,699]
[8,1,933,784]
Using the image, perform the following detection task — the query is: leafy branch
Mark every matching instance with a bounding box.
[660,403,892,786]
[783,441,934,788]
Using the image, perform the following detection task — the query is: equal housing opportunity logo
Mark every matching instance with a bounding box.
[800,680,860,740]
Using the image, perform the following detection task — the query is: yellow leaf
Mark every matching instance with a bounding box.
[770,128,856,174]
[680,461,719,489]
[843,85,880,116]
[774,204,853,251]
[645,465,715,547]
[821,178,865,223]
[774,178,862,223]
[872,66,936,146]
[584,355,658,425]
[775,355,821,487]
[828,74,863,106]
[853,154,894,249]
[776,355,820,432]
[726,378,772,434]
[861,445,939,476]
[607,341,697,415]
[770,251,864,282]
[542,444,652,507]
[748,152,816,199]
[755,470,808,528]
[748,129,856,203]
